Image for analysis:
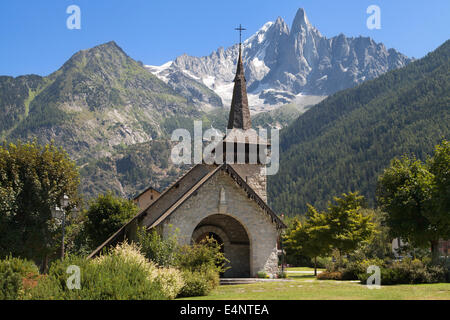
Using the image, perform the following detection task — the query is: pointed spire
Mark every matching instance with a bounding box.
[227,42,252,130]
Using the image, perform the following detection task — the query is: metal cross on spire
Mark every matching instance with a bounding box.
[235,24,246,45]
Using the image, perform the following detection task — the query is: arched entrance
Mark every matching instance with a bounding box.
[191,214,250,278]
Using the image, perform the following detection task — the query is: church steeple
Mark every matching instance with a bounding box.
[227,26,251,130]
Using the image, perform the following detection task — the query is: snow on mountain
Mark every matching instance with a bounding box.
[146,8,411,113]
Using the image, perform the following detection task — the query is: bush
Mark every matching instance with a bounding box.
[177,238,228,274]
[153,267,185,300]
[175,238,224,298]
[340,258,385,280]
[357,258,446,285]
[0,256,39,277]
[0,265,22,300]
[256,271,269,279]
[138,231,225,298]
[27,243,183,300]
[137,227,179,267]
[178,268,219,298]
[317,271,343,280]
[277,271,288,279]
[0,256,39,300]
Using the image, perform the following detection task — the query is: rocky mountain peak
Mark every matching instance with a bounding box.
[148,7,412,110]
[291,8,311,31]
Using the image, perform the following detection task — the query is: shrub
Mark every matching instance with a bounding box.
[277,271,288,279]
[0,265,22,300]
[154,267,185,300]
[0,256,39,300]
[341,258,385,280]
[178,269,218,298]
[177,238,228,274]
[0,256,39,277]
[256,271,269,279]
[137,227,179,267]
[137,231,226,299]
[357,258,446,285]
[317,271,344,280]
[27,243,181,300]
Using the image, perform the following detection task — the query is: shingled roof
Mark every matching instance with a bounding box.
[227,43,251,130]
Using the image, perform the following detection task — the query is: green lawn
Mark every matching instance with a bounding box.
[285,267,325,272]
[179,274,450,300]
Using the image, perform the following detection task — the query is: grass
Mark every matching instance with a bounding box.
[178,274,450,300]
[285,267,325,272]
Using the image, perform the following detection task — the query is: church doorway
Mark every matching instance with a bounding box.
[194,232,225,254]
[191,214,250,278]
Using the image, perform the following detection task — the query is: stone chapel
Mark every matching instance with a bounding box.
[89,42,286,277]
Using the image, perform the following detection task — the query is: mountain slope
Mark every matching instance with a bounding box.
[1,41,203,160]
[268,40,450,215]
[149,8,411,111]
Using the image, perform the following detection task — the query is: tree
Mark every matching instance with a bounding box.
[377,140,450,264]
[428,140,450,240]
[284,193,374,273]
[84,191,139,250]
[284,207,331,275]
[322,192,375,266]
[0,141,80,271]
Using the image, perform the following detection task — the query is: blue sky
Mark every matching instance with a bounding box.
[1,0,449,77]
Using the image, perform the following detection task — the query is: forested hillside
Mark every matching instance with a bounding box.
[268,40,450,215]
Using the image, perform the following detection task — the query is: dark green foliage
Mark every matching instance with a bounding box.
[136,229,225,298]
[177,238,229,275]
[269,40,450,215]
[137,227,179,267]
[256,271,269,278]
[84,192,139,250]
[0,265,22,300]
[0,141,80,270]
[0,256,39,300]
[324,255,447,284]
[0,255,39,278]
[285,192,375,271]
[357,259,446,285]
[177,268,219,298]
[377,140,450,263]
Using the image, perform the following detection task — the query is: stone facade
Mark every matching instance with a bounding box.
[133,187,160,210]
[159,169,279,277]
[231,164,267,202]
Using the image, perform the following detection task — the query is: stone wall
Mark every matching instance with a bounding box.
[133,188,160,210]
[159,170,279,277]
[230,164,267,202]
